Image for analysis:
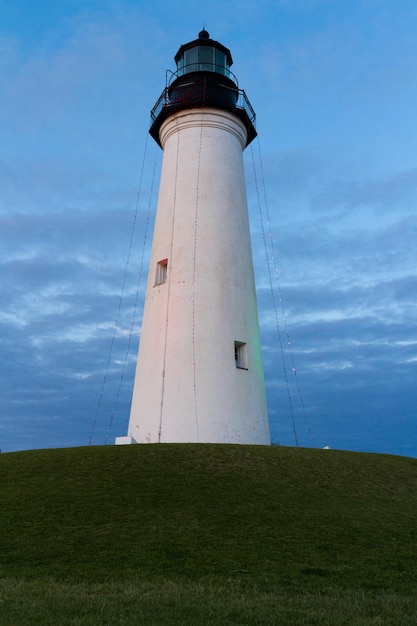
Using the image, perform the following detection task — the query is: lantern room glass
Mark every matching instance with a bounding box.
[177,46,229,77]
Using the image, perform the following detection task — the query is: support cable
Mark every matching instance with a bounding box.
[255,139,313,443]
[89,133,149,446]
[104,158,157,443]
[250,142,299,447]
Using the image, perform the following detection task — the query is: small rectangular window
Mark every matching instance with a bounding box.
[234,341,248,369]
[155,259,168,285]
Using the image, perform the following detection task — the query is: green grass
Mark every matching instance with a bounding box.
[1,444,417,624]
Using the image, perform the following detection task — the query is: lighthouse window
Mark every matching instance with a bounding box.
[155,259,168,285]
[215,49,227,74]
[200,46,213,71]
[177,55,184,74]
[234,341,248,370]
[184,47,198,73]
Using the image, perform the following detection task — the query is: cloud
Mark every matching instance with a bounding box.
[310,167,417,217]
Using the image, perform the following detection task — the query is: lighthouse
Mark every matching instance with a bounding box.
[121,30,270,445]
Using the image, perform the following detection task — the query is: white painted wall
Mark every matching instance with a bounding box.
[127,107,270,444]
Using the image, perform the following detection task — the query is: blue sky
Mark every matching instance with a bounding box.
[1,0,416,456]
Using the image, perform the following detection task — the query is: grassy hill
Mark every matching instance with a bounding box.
[1,444,417,625]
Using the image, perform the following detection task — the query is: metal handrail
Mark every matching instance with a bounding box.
[150,80,256,130]
[167,64,239,86]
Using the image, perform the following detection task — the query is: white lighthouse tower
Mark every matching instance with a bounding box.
[123,30,270,445]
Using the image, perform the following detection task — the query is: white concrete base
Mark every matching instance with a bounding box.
[115,436,137,445]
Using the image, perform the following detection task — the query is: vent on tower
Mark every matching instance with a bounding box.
[234,341,248,369]
[155,259,168,285]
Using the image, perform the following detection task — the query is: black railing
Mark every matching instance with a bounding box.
[237,89,256,128]
[168,64,239,85]
[150,81,256,130]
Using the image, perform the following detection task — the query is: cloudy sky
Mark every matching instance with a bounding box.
[1,0,416,457]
